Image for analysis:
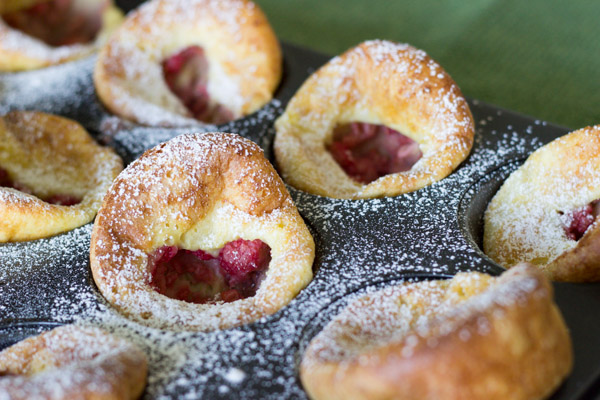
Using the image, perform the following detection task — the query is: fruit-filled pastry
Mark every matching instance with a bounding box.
[300,264,572,400]
[0,111,123,242]
[94,0,282,127]
[274,40,474,199]
[0,0,123,72]
[90,132,314,331]
[484,125,600,282]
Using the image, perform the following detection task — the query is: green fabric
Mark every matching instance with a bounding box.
[254,0,600,129]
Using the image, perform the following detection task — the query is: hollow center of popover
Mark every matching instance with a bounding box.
[0,167,81,206]
[563,200,600,241]
[148,239,271,304]
[327,122,422,184]
[2,0,106,47]
[162,46,234,125]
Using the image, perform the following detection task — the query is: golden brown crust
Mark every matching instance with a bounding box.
[545,224,600,281]
[0,111,123,242]
[300,264,572,400]
[0,325,147,400]
[0,0,123,72]
[484,125,600,282]
[274,40,474,199]
[90,132,314,331]
[93,0,282,127]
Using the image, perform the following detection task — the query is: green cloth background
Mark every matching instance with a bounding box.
[254,0,599,130]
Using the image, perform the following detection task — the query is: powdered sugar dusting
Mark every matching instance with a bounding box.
[0,22,93,65]
[301,267,542,366]
[0,42,574,398]
[0,0,122,71]
[90,132,313,333]
[94,0,279,127]
[483,125,600,268]
[274,40,474,199]
[132,0,254,38]
[0,324,146,399]
[223,367,246,384]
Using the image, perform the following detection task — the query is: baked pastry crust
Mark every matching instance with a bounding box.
[0,324,147,400]
[90,132,314,331]
[0,0,123,72]
[484,125,600,282]
[274,40,474,199]
[300,264,572,400]
[93,0,282,127]
[0,111,123,242]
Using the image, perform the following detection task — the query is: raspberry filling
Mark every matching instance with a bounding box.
[327,122,422,184]
[148,239,271,304]
[563,200,600,241]
[2,0,106,47]
[162,46,234,125]
[0,167,81,206]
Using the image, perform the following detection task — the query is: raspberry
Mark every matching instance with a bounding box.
[154,246,178,264]
[161,46,234,124]
[4,0,104,47]
[328,122,422,184]
[191,249,215,261]
[565,204,596,241]
[148,240,271,304]
[44,194,81,206]
[219,239,271,285]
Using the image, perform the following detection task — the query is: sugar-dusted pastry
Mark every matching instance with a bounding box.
[274,40,474,199]
[300,264,572,400]
[0,111,123,242]
[0,0,123,72]
[484,125,600,282]
[0,324,147,400]
[93,0,282,127]
[90,133,314,331]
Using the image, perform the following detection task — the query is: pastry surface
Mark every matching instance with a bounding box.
[93,0,282,127]
[484,125,600,282]
[274,40,474,199]
[0,324,147,400]
[0,111,123,242]
[0,0,123,72]
[300,264,572,400]
[90,132,314,331]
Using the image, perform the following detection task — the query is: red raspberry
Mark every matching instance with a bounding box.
[44,194,81,206]
[161,46,234,124]
[565,204,595,241]
[219,239,271,285]
[327,122,422,184]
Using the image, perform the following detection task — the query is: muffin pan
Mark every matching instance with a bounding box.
[1,1,600,398]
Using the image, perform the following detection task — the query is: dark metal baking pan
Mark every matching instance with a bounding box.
[0,1,599,398]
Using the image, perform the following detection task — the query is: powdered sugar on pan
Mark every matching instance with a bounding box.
[0,41,571,399]
[223,367,246,384]
[0,53,283,165]
[0,57,99,120]
[99,99,282,163]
